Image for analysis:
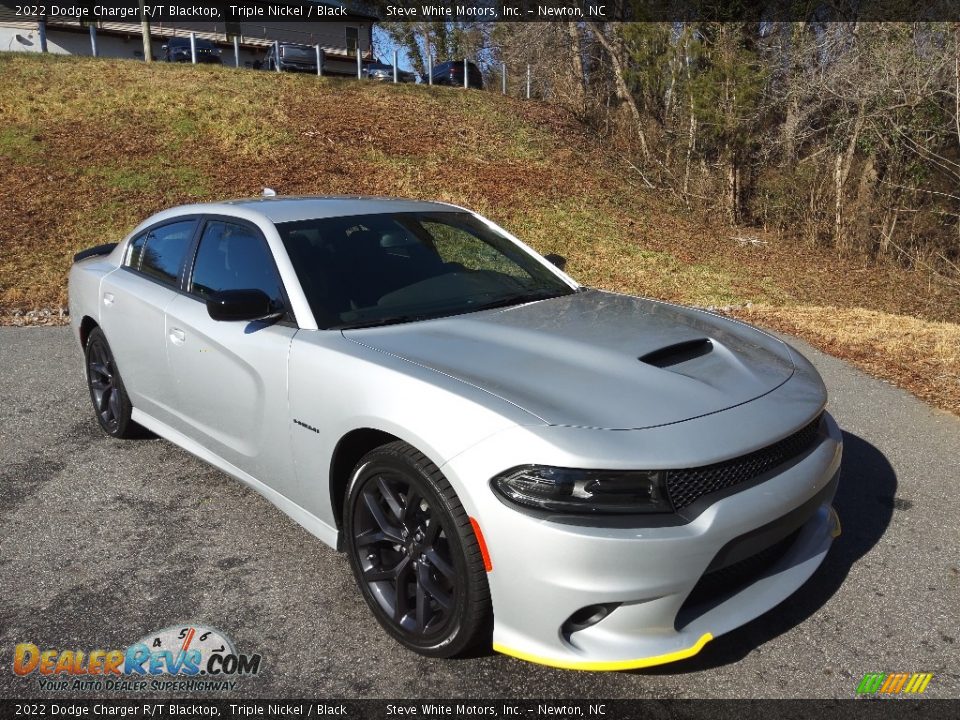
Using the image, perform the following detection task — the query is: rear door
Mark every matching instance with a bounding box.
[163,216,297,488]
[100,217,198,425]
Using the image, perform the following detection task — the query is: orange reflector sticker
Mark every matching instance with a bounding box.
[469,517,493,572]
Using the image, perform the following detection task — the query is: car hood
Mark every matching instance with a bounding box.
[343,289,796,429]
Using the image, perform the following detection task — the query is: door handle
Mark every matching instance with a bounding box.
[169,328,186,345]
[102,292,115,306]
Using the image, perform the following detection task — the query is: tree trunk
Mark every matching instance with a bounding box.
[567,21,586,110]
[586,21,649,158]
[835,152,843,251]
[782,95,799,165]
[726,150,740,224]
[683,28,696,200]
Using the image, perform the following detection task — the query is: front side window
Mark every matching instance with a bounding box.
[189,220,285,309]
[277,211,572,329]
[127,220,197,287]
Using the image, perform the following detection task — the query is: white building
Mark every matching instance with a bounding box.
[0,2,378,75]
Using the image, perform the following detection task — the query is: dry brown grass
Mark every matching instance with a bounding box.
[1,53,958,414]
[734,305,960,415]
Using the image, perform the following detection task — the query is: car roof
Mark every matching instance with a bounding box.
[156,196,464,225]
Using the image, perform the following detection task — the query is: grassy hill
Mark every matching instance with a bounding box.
[1,52,958,414]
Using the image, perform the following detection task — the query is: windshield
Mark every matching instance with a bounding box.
[277,211,574,329]
[282,46,314,60]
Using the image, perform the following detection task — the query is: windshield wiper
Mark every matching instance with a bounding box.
[470,289,569,312]
[335,289,568,329]
[334,314,425,330]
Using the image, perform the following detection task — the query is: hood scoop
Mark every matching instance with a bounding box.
[639,338,713,368]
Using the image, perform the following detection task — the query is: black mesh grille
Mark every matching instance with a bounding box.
[666,414,823,510]
[679,527,801,618]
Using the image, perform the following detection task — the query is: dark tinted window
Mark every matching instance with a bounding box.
[277,212,572,329]
[190,221,285,308]
[134,220,196,286]
[124,231,148,269]
[282,45,313,60]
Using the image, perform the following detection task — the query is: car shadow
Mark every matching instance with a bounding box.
[633,430,897,674]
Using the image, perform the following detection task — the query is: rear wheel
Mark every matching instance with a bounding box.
[84,327,143,439]
[344,441,491,657]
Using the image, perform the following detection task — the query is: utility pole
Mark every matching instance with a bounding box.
[37,16,48,52]
[139,0,151,62]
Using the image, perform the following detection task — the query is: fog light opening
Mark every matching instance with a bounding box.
[561,602,620,641]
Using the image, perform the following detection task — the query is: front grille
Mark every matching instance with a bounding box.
[666,414,823,510]
[677,527,801,624]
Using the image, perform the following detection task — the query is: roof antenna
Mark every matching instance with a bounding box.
[262,187,277,198]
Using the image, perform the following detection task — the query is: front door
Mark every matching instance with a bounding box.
[163,218,297,488]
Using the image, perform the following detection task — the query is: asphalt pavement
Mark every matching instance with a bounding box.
[1,326,958,699]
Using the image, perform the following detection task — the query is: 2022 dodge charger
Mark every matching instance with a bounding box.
[68,196,842,670]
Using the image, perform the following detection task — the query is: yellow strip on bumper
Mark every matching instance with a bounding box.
[493,632,713,672]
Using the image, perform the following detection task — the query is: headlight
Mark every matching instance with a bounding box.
[491,465,672,514]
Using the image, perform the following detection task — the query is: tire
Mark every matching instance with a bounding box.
[84,327,144,439]
[344,441,492,657]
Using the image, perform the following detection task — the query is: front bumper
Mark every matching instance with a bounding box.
[442,410,842,670]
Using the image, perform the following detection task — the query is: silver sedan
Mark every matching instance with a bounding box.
[68,197,842,670]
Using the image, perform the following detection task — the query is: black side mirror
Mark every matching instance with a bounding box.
[206,289,277,322]
[544,253,567,271]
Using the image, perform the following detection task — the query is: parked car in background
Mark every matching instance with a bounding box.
[429,59,483,89]
[265,42,319,73]
[363,62,417,83]
[162,37,222,64]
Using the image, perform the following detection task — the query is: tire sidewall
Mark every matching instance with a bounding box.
[344,450,474,657]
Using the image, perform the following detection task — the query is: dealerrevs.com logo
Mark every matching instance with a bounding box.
[13,624,262,692]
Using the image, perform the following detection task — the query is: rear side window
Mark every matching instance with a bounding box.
[124,231,148,269]
[126,220,197,287]
[189,221,285,308]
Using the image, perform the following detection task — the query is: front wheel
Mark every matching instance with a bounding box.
[344,441,491,657]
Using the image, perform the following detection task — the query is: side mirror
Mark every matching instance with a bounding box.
[206,289,277,322]
[544,253,567,271]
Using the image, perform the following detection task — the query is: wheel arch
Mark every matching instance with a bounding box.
[329,427,400,542]
[79,315,99,349]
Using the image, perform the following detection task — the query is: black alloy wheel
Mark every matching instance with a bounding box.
[344,441,491,657]
[84,327,143,439]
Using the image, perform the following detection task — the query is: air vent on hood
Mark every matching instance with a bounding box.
[639,338,713,368]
